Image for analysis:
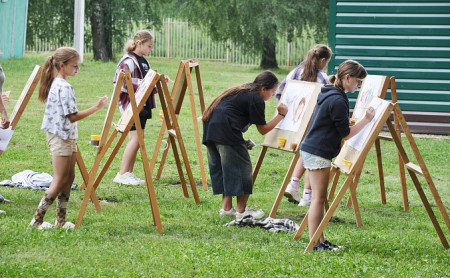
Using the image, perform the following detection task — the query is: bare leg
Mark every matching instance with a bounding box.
[119,130,141,174]
[307,167,330,243]
[236,194,250,213]
[47,153,77,197]
[222,195,233,211]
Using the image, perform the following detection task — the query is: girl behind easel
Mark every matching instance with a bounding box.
[29,47,108,229]
[300,60,375,250]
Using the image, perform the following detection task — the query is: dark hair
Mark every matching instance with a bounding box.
[38,47,79,103]
[329,60,367,91]
[124,30,154,53]
[202,71,278,121]
[300,44,332,82]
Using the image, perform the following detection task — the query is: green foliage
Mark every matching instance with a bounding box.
[0,54,449,277]
[175,0,329,68]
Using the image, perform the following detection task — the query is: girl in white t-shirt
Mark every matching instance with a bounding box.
[29,47,108,229]
[276,44,333,207]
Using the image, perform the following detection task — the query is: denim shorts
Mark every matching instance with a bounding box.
[47,132,77,156]
[206,142,253,196]
[301,150,331,170]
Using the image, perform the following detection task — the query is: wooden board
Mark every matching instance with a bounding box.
[116,69,159,132]
[262,80,322,151]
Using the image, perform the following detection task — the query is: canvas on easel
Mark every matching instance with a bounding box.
[0,65,41,155]
[150,59,207,193]
[76,70,163,233]
[293,97,449,252]
[251,80,322,217]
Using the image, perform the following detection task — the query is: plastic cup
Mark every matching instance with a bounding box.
[90,135,101,146]
[277,137,287,148]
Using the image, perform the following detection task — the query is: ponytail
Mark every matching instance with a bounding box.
[300,44,332,82]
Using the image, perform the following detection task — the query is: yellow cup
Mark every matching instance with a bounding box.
[277,137,287,148]
[90,135,101,146]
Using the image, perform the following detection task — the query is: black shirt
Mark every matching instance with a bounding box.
[203,91,266,145]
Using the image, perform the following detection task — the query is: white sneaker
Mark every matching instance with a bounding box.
[29,219,53,229]
[129,172,146,185]
[113,172,140,185]
[54,220,75,229]
[219,208,236,217]
[284,183,300,203]
[236,206,265,220]
[0,210,5,214]
[299,197,311,207]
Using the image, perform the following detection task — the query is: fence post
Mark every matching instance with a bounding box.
[286,42,290,69]
[166,18,171,58]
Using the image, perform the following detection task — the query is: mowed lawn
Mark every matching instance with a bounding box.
[0,53,449,277]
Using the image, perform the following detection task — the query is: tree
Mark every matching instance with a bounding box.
[175,0,329,68]
[87,0,164,61]
[27,0,165,61]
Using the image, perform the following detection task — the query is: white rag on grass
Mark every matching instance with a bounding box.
[0,170,78,190]
[225,215,299,233]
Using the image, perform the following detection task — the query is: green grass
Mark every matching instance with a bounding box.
[0,54,449,277]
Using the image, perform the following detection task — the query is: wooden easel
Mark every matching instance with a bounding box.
[1,65,101,211]
[75,70,163,232]
[251,80,323,216]
[268,75,392,219]
[293,99,449,252]
[150,59,207,191]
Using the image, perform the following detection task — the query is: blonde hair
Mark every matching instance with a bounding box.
[329,60,367,92]
[124,30,154,53]
[301,44,332,82]
[202,71,278,122]
[38,47,79,103]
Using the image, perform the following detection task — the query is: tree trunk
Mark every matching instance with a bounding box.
[260,29,278,69]
[90,0,111,61]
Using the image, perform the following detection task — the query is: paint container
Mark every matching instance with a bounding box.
[277,137,287,148]
[90,135,101,146]
[290,142,298,151]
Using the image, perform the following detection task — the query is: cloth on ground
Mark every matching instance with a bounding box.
[225,215,299,233]
[0,170,78,190]
[0,193,9,202]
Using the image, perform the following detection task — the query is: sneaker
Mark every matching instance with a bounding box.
[219,208,236,217]
[235,206,265,220]
[129,172,146,185]
[323,240,343,250]
[0,210,5,214]
[113,172,140,186]
[298,197,311,207]
[284,183,300,203]
[29,219,53,230]
[54,220,75,229]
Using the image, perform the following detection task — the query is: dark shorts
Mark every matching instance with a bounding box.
[206,142,253,196]
[130,112,150,131]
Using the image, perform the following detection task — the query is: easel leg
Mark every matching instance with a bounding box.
[346,158,365,208]
[76,149,101,212]
[293,211,309,241]
[252,146,268,184]
[269,151,300,218]
[374,138,386,204]
[156,138,170,180]
[169,135,189,198]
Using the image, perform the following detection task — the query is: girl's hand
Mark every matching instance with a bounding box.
[1,112,10,129]
[364,107,375,122]
[277,103,288,116]
[1,93,10,103]
[97,96,108,110]
[164,75,171,83]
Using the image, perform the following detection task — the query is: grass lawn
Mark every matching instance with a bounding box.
[0,53,449,277]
